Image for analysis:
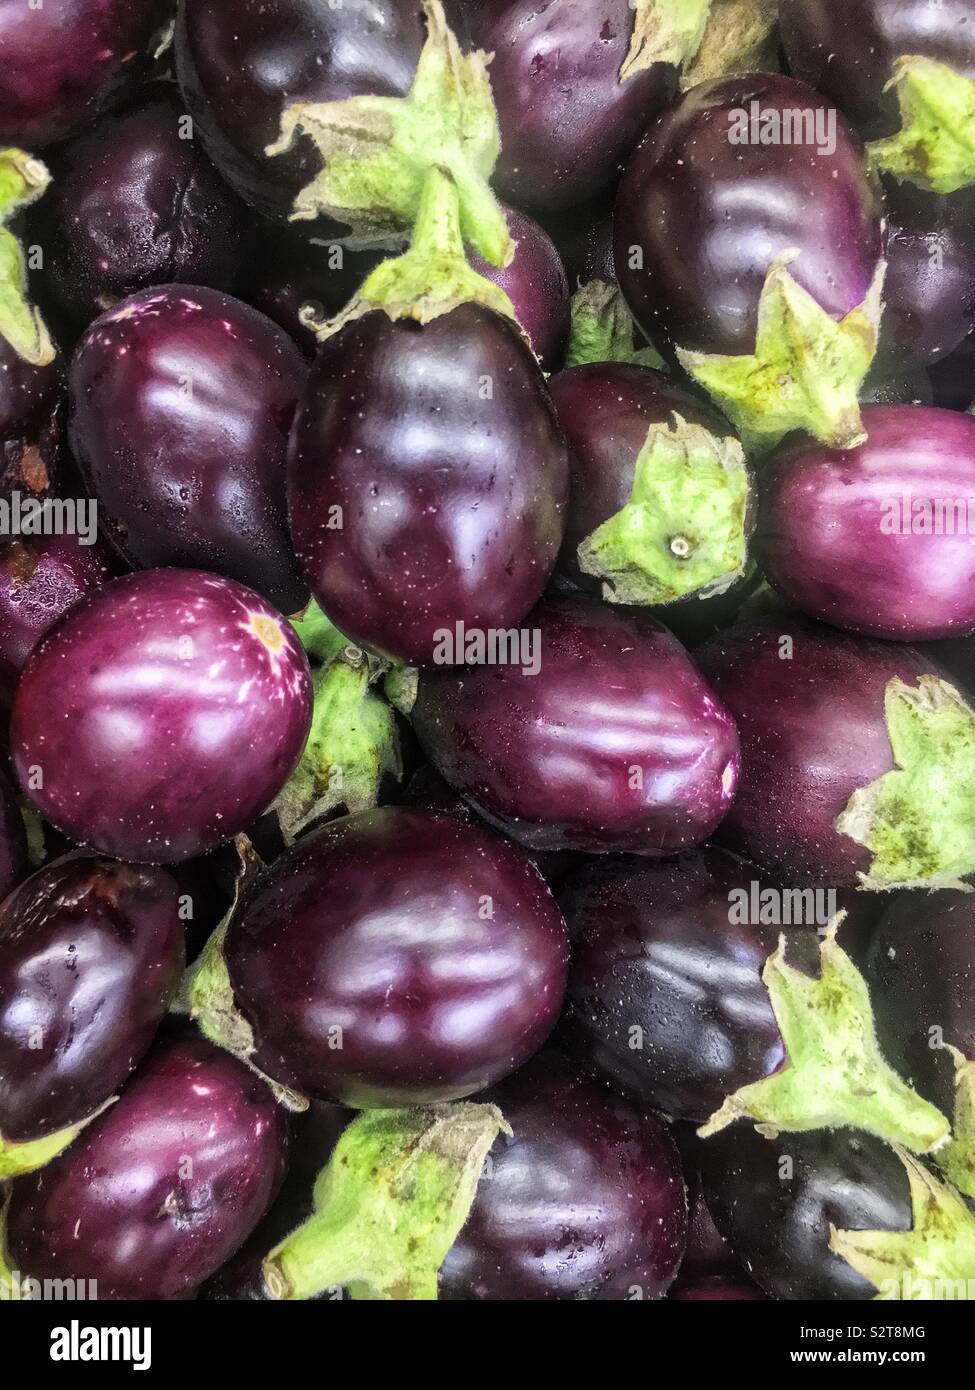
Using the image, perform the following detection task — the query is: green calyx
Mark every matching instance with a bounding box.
[621,0,712,81]
[835,677,975,891]
[264,1103,510,1301]
[266,0,510,266]
[0,149,54,366]
[0,1105,110,1180]
[698,916,951,1154]
[577,414,750,606]
[677,251,884,452]
[272,645,402,845]
[680,0,779,91]
[565,280,667,369]
[289,599,351,666]
[936,1050,975,1200]
[868,56,975,196]
[385,664,419,717]
[831,1148,975,1300]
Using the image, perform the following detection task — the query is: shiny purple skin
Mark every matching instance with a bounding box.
[287,306,569,667]
[615,74,883,354]
[0,768,27,902]
[5,1030,288,1300]
[10,569,312,864]
[69,286,308,613]
[470,207,570,370]
[882,185,975,368]
[780,0,975,139]
[696,617,952,885]
[36,89,253,329]
[439,1053,688,1300]
[225,807,570,1107]
[174,0,425,221]
[472,0,675,213]
[0,338,64,507]
[410,595,740,855]
[0,0,170,148]
[0,854,184,1143]
[0,534,117,709]
[760,406,975,640]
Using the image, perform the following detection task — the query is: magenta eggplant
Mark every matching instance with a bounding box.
[409,594,740,854]
[469,207,570,371]
[0,768,27,902]
[759,406,975,640]
[10,569,312,863]
[224,808,569,1107]
[69,285,308,613]
[286,306,568,666]
[5,1030,288,1300]
[0,854,184,1143]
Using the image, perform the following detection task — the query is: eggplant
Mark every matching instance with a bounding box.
[881,182,975,368]
[409,593,740,855]
[671,1276,768,1300]
[469,207,570,371]
[0,768,27,903]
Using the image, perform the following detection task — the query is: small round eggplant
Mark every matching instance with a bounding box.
[469,207,570,370]
[881,183,975,368]
[10,569,312,863]
[0,768,27,902]
[286,305,568,666]
[5,1029,288,1300]
[0,853,184,1147]
[223,807,569,1107]
[410,594,740,855]
[69,285,308,613]
[439,1052,688,1300]
[0,0,170,148]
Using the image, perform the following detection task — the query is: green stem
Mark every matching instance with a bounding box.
[289,599,351,666]
[565,280,667,369]
[0,149,54,366]
[934,1050,975,1201]
[680,0,779,91]
[0,1102,111,1180]
[868,56,975,196]
[621,0,712,81]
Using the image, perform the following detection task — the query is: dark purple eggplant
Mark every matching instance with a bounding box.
[929,333,975,410]
[0,768,27,903]
[469,207,570,370]
[69,285,308,613]
[10,569,312,863]
[671,1275,768,1300]
[217,807,569,1107]
[33,87,253,329]
[0,854,184,1155]
[5,1029,288,1300]
[539,196,617,291]
[881,182,975,368]
[0,339,64,507]
[409,594,740,855]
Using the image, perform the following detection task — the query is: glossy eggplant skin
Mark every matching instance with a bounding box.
[69,285,308,614]
[411,595,740,855]
[868,891,975,1118]
[780,0,975,139]
[760,406,975,640]
[287,306,569,667]
[439,1053,688,1301]
[0,0,170,148]
[35,88,253,329]
[174,0,426,221]
[695,618,949,885]
[10,569,312,864]
[0,769,27,902]
[698,1123,913,1300]
[882,184,975,368]
[470,208,570,371]
[472,0,675,214]
[5,1029,288,1300]
[0,854,184,1143]
[225,808,569,1107]
[614,74,883,354]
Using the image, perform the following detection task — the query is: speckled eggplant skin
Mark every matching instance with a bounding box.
[760,406,975,640]
[439,1053,688,1300]
[225,808,570,1107]
[286,306,569,667]
[0,853,184,1143]
[5,1029,288,1300]
[69,286,308,614]
[174,0,426,221]
[0,0,170,149]
[695,617,952,885]
[0,769,27,902]
[410,595,740,855]
[698,1124,913,1300]
[35,88,253,328]
[614,74,883,354]
[470,207,570,371]
[471,0,675,213]
[10,569,312,863]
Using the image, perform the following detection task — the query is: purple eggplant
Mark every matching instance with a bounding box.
[929,333,975,410]
[409,594,740,855]
[5,1028,288,1300]
[760,405,975,641]
[286,305,568,667]
[881,183,975,368]
[0,338,64,508]
[0,853,184,1150]
[0,768,27,902]
[34,88,253,329]
[69,285,308,613]
[540,196,617,291]
[671,1275,768,1301]
[220,807,569,1107]
[469,207,570,370]
[471,0,677,213]
[0,0,171,149]
[10,568,312,863]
